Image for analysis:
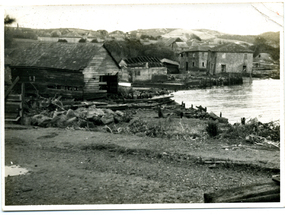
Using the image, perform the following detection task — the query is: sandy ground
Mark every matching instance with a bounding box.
[4,116,280,205]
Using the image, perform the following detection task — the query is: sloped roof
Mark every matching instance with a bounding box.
[210,43,253,53]
[161,58,180,66]
[175,42,189,48]
[121,56,162,68]
[7,42,104,71]
[165,37,184,46]
[180,45,211,53]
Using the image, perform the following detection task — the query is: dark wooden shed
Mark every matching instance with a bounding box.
[6,42,120,100]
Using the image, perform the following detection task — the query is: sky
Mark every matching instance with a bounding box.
[2,1,284,35]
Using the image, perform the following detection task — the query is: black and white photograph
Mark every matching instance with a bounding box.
[1,0,284,212]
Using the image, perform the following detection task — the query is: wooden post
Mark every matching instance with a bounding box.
[5,76,20,99]
[191,104,193,109]
[205,107,207,112]
[220,112,222,117]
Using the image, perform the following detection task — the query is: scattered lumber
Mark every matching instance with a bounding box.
[204,182,280,203]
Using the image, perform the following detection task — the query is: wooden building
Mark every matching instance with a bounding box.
[6,42,120,100]
[179,46,210,73]
[119,56,167,83]
[160,58,180,74]
[207,43,253,75]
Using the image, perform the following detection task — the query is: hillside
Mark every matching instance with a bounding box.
[162,28,218,40]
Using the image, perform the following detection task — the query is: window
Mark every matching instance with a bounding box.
[192,62,195,67]
[221,64,226,73]
[202,62,205,67]
[181,53,184,57]
[29,76,35,82]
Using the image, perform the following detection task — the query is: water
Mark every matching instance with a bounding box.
[172,79,281,124]
[5,165,29,177]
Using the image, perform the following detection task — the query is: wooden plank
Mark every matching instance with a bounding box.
[5,116,21,122]
[5,112,20,119]
[204,182,280,203]
[5,76,20,99]
[6,94,22,102]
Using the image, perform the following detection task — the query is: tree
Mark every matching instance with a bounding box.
[4,15,16,48]
[4,15,15,25]
[51,30,61,37]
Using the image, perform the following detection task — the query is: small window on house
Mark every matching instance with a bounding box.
[192,62,195,67]
[202,62,205,67]
[181,53,184,57]
[29,76,35,82]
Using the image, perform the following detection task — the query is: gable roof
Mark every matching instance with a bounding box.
[7,42,105,71]
[165,37,184,46]
[210,43,253,53]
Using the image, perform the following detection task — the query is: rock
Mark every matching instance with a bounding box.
[31,114,52,127]
[86,109,105,119]
[52,110,65,118]
[115,110,124,117]
[75,107,88,118]
[104,109,114,115]
[65,117,78,126]
[209,112,219,120]
[101,114,114,125]
[78,119,88,128]
[54,114,68,128]
[66,109,77,119]
[91,115,103,125]
[114,115,123,123]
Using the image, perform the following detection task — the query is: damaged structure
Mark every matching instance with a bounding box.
[6,42,120,100]
[119,56,168,83]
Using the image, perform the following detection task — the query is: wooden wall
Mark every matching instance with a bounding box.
[10,67,84,99]
[82,46,120,98]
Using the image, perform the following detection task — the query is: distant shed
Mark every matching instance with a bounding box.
[6,42,120,100]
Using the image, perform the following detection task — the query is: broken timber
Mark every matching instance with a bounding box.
[204,181,280,203]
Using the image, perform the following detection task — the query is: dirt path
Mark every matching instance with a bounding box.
[4,126,279,205]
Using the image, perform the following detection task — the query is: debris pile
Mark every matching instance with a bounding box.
[224,118,280,145]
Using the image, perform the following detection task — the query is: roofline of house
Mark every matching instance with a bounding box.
[102,44,121,69]
[9,65,84,72]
